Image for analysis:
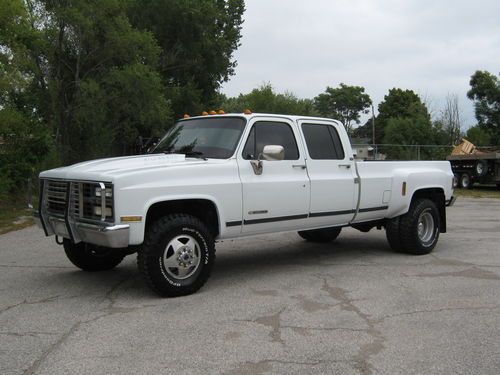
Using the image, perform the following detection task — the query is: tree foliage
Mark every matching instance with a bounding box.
[0,0,244,199]
[375,88,430,144]
[467,70,500,144]
[221,84,317,116]
[127,0,245,116]
[466,125,491,146]
[314,83,371,134]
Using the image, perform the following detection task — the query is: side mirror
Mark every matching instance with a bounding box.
[250,145,285,175]
[261,145,285,161]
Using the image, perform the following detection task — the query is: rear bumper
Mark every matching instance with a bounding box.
[446,196,457,207]
[34,211,129,248]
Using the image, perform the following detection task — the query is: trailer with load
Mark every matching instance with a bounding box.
[447,138,500,189]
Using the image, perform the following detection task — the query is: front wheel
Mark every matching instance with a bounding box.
[63,240,125,271]
[137,214,215,297]
[394,198,440,255]
[298,226,342,243]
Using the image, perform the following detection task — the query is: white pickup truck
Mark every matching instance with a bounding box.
[35,113,455,296]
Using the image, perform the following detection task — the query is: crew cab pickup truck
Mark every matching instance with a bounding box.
[35,113,455,297]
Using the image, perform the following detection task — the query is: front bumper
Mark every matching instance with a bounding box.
[34,211,129,248]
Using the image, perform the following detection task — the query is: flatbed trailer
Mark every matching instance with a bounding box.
[447,152,500,189]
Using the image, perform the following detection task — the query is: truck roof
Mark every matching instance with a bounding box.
[180,112,342,125]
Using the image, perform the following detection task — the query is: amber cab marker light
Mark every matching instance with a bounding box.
[244,108,252,115]
[183,114,190,118]
[217,109,225,114]
[201,111,208,116]
[209,110,217,115]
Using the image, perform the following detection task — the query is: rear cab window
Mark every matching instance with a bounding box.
[301,123,345,160]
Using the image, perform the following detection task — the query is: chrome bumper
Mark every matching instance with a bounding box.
[34,211,129,248]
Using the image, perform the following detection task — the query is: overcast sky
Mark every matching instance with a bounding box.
[221,0,500,128]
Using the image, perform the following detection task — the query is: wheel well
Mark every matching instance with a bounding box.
[411,188,446,233]
[146,199,220,237]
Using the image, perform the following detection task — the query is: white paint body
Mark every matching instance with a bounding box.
[39,114,454,246]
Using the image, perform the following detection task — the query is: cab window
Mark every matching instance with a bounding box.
[242,121,299,160]
[301,123,345,160]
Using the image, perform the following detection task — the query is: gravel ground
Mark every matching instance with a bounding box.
[0,197,499,374]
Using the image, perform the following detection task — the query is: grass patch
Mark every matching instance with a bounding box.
[454,185,500,199]
[0,198,36,235]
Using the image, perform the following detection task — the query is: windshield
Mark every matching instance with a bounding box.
[152,117,247,159]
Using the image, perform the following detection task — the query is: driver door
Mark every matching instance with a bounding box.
[237,118,310,234]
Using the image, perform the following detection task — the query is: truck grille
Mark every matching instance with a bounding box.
[43,179,113,222]
[46,180,68,216]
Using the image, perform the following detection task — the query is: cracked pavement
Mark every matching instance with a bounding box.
[1,197,499,374]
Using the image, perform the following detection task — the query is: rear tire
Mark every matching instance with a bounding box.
[385,216,401,251]
[397,199,440,255]
[137,214,215,297]
[460,173,472,189]
[298,227,342,243]
[63,240,125,271]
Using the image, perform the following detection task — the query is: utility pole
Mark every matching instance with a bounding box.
[371,103,376,159]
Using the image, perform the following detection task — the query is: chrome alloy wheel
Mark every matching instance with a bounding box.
[417,209,435,245]
[162,235,201,280]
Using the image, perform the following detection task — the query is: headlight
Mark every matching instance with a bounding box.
[93,206,113,217]
[95,187,112,197]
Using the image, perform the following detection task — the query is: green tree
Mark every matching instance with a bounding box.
[314,83,372,134]
[126,0,245,116]
[375,88,429,144]
[383,115,433,160]
[221,84,317,116]
[466,125,491,146]
[467,70,500,144]
[0,0,51,199]
[39,0,171,162]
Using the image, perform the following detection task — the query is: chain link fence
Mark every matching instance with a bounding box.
[351,144,454,161]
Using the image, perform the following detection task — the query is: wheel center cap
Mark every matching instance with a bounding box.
[177,247,193,266]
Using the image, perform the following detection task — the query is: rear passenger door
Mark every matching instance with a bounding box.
[237,118,310,234]
[299,121,357,226]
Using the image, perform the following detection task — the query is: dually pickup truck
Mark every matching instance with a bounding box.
[35,113,455,297]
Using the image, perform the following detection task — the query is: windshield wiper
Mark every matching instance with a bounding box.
[183,151,207,160]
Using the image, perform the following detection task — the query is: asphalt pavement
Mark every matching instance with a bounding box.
[0,197,499,374]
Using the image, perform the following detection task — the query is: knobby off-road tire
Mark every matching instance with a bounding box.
[386,198,440,255]
[137,214,215,297]
[63,239,125,271]
[298,226,342,243]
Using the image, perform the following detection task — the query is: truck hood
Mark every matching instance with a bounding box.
[39,154,208,181]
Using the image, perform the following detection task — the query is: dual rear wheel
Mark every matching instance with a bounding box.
[386,198,440,255]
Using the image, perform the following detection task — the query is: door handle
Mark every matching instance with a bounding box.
[292,164,306,169]
[338,164,351,169]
